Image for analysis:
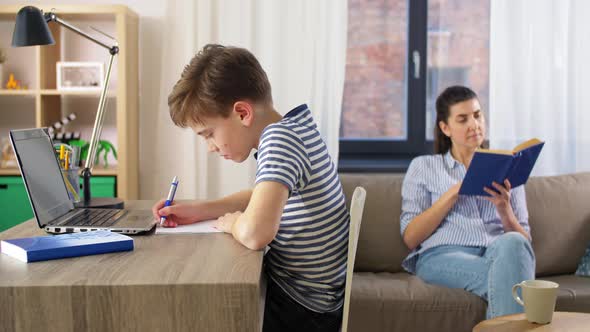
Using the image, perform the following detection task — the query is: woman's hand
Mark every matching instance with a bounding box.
[152,200,207,227]
[483,179,513,215]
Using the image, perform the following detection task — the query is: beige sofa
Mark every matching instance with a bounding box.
[340,172,590,332]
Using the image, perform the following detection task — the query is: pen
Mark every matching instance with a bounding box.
[160,176,179,226]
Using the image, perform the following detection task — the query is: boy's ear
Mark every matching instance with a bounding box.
[233,101,254,126]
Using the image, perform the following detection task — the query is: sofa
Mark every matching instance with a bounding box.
[340,172,590,332]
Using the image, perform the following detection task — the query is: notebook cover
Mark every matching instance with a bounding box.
[1,230,133,262]
[459,142,544,196]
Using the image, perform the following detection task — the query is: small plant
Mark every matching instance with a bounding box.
[0,48,6,64]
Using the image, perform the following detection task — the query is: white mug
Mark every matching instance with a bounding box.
[512,280,559,324]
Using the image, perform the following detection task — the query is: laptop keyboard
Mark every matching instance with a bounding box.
[62,209,127,227]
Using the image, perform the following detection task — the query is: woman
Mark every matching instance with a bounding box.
[400,86,535,318]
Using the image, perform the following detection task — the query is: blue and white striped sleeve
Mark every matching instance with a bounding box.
[400,157,432,237]
[510,185,530,236]
[255,126,309,194]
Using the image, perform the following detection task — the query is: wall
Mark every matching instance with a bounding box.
[3,0,177,199]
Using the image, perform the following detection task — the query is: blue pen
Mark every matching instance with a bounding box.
[160,176,179,226]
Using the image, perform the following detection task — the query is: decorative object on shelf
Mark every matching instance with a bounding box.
[1,137,17,169]
[48,113,81,143]
[52,132,81,143]
[5,73,27,90]
[12,6,122,209]
[0,47,6,89]
[57,61,104,91]
[69,139,117,168]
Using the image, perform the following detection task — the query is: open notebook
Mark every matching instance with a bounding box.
[155,220,221,234]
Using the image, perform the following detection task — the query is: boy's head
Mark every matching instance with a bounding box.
[168,44,273,162]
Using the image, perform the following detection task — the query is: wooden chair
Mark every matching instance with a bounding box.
[341,186,367,332]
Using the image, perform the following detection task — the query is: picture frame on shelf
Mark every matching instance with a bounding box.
[57,61,104,91]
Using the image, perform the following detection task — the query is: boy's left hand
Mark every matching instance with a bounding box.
[483,179,512,214]
[215,211,242,233]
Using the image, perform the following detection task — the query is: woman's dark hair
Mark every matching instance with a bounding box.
[434,85,478,154]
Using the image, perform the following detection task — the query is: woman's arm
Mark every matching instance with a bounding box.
[402,182,461,251]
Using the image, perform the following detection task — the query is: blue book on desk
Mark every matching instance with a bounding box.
[0,230,134,263]
[459,138,544,196]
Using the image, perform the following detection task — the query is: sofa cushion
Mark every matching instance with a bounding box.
[348,272,486,332]
[525,173,590,276]
[340,173,408,273]
[543,275,590,313]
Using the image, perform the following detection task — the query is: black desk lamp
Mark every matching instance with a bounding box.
[12,6,123,209]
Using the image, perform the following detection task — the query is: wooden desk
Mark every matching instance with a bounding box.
[0,201,265,332]
[473,312,590,332]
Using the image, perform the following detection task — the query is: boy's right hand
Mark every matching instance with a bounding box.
[152,199,203,227]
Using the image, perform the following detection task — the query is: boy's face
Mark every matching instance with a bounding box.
[191,102,256,163]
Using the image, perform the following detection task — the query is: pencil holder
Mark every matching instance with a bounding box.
[62,167,81,203]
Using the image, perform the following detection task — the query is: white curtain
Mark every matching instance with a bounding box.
[141,0,347,200]
[489,0,590,176]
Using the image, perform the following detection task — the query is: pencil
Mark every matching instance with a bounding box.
[64,151,69,170]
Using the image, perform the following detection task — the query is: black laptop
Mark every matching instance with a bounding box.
[10,128,157,234]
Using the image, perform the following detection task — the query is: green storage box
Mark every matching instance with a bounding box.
[0,176,34,232]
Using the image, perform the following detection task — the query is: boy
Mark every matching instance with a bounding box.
[151,44,350,332]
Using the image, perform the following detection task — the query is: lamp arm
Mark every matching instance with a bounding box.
[85,52,115,171]
[42,11,120,203]
[44,12,119,55]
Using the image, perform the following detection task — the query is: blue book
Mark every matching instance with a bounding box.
[459,138,545,196]
[1,230,134,263]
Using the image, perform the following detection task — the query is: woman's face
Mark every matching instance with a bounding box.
[439,98,486,150]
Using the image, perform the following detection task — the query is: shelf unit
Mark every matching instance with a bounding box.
[0,4,139,200]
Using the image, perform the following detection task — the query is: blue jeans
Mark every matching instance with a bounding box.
[415,232,535,318]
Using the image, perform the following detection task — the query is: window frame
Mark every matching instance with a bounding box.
[338,0,432,173]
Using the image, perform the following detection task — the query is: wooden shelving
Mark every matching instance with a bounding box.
[0,90,36,96]
[0,4,139,200]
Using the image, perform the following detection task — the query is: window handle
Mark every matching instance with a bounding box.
[412,50,421,79]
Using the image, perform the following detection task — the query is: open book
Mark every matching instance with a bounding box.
[459,138,545,196]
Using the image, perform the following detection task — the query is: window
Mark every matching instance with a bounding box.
[339,0,490,172]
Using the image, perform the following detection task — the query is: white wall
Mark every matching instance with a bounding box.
[4,0,173,199]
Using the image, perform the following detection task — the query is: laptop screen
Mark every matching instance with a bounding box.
[10,128,73,227]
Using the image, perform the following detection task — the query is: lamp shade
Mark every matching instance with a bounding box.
[12,6,55,47]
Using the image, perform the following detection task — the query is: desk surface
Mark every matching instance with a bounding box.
[0,201,265,332]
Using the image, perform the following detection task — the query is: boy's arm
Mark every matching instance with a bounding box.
[230,182,288,250]
[204,189,253,219]
[153,189,253,227]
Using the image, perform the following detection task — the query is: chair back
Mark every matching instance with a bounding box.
[341,186,366,332]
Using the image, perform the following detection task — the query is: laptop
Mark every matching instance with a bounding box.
[10,128,157,234]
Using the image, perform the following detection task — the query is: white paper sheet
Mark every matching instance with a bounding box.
[155,220,222,234]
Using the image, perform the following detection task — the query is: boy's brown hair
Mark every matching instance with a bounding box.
[168,44,273,127]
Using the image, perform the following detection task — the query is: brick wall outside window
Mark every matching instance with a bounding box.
[341,0,490,140]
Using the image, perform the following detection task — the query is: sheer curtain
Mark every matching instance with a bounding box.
[141,0,348,200]
[489,0,590,176]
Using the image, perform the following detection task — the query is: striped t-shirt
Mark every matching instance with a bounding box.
[255,104,350,313]
[400,151,530,273]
